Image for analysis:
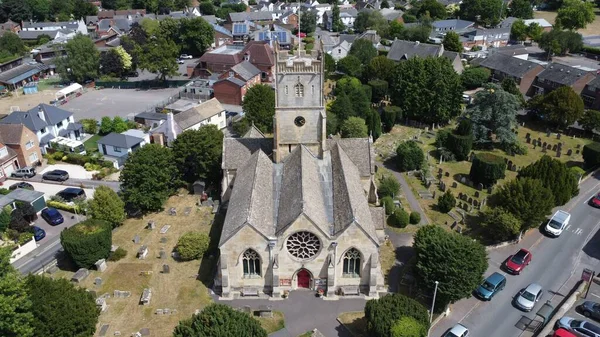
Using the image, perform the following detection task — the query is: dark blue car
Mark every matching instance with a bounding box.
[475,272,506,301]
[33,226,46,241]
[41,207,64,226]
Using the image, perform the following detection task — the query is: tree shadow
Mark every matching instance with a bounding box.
[197,212,224,289]
[387,246,415,293]
[55,250,79,272]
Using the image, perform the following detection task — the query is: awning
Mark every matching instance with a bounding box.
[55,83,83,100]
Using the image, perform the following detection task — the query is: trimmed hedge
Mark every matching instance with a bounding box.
[469,153,506,185]
[446,133,473,161]
[583,142,600,168]
[409,212,421,224]
[47,200,86,215]
[365,293,430,337]
[380,196,395,215]
[388,208,409,228]
[60,219,112,268]
[396,141,424,172]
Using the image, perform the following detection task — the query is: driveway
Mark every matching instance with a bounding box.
[41,164,94,180]
[33,209,81,246]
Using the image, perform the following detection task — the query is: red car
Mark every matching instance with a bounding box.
[505,248,532,275]
[589,193,600,208]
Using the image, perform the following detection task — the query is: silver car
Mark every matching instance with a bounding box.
[556,316,600,337]
[444,323,469,337]
[515,283,543,311]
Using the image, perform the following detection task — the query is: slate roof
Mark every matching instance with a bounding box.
[536,63,594,86]
[0,109,47,132]
[479,53,541,78]
[0,145,18,164]
[22,21,78,29]
[174,98,225,130]
[242,124,266,138]
[97,132,144,148]
[230,61,261,81]
[432,19,474,30]
[0,124,27,144]
[18,30,61,40]
[0,63,47,84]
[387,40,442,61]
[585,76,600,92]
[98,18,132,32]
[222,137,274,170]
[357,30,381,45]
[370,207,385,230]
[3,187,44,203]
[229,11,273,22]
[135,112,168,121]
[380,8,403,21]
[325,138,374,177]
[215,77,246,87]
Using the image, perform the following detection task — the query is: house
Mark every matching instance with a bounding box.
[524,19,552,32]
[0,124,42,170]
[279,11,299,26]
[531,63,596,96]
[0,188,46,212]
[134,112,168,128]
[0,104,82,153]
[96,18,133,36]
[380,8,403,23]
[0,20,20,36]
[0,142,19,181]
[479,53,545,95]
[432,19,475,33]
[330,40,353,60]
[387,40,464,73]
[357,30,381,47]
[212,23,233,48]
[323,8,358,31]
[97,129,150,168]
[582,77,600,110]
[214,61,262,105]
[21,19,87,34]
[97,9,147,19]
[0,57,49,91]
[254,28,292,48]
[227,11,274,23]
[463,27,510,49]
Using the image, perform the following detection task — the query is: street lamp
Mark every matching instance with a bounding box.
[430,281,439,323]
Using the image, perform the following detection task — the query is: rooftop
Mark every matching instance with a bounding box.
[174,98,225,130]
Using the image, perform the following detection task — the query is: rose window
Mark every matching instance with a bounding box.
[286,231,321,260]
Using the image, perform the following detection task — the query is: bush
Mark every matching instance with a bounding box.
[60,219,112,269]
[409,212,421,224]
[583,142,600,168]
[445,133,473,161]
[480,207,521,242]
[173,304,267,337]
[388,208,410,228]
[52,151,65,160]
[80,118,98,134]
[437,191,456,213]
[518,155,578,206]
[378,175,400,198]
[380,196,395,215]
[391,316,427,337]
[461,67,491,90]
[469,153,506,186]
[364,293,430,337]
[396,141,424,172]
[47,200,85,214]
[502,141,528,156]
[176,232,210,261]
[108,247,127,261]
[0,188,9,195]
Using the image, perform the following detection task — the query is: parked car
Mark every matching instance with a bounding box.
[41,207,64,226]
[179,54,192,59]
[515,283,543,311]
[56,187,86,202]
[556,317,600,337]
[505,248,532,274]
[11,166,36,178]
[581,302,600,321]
[42,169,69,181]
[9,182,34,191]
[32,226,46,241]
[444,324,469,337]
[590,194,600,208]
[177,59,185,64]
[545,210,571,237]
[554,328,578,337]
[475,272,506,300]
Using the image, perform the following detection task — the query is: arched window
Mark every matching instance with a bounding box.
[242,249,261,277]
[342,248,361,277]
[295,83,304,97]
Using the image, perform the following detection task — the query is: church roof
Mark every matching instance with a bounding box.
[222,138,274,170]
[326,138,374,177]
[242,124,266,138]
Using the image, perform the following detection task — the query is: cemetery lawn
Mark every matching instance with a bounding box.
[53,193,216,337]
[258,311,285,334]
[379,239,397,285]
[338,311,367,337]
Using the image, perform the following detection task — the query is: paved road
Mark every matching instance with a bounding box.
[13,234,63,274]
[4,176,120,191]
[431,171,600,337]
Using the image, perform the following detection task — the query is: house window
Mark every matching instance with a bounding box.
[295,83,304,97]
[57,121,63,128]
[242,249,261,277]
[25,140,34,150]
[261,72,267,80]
[338,48,341,54]
[113,146,122,152]
[218,112,222,117]
[208,117,212,122]
[29,152,38,162]
[311,85,314,95]
[342,248,361,277]
[40,128,46,134]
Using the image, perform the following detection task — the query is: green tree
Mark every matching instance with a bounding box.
[469,84,519,146]
[331,2,344,32]
[88,186,125,228]
[413,225,488,308]
[409,212,421,224]
[555,0,595,30]
[437,190,456,213]
[299,9,317,33]
[459,0,504,26]
[61,219,112,269]
[378,174,400,198]
[445,133,473,161]
[0,32,26,56]
[329,92,354,122]
[354,10,388,34]
[174,0,192,10]
[101,0,117,9]
[341,117,368,138]
[179,17,214,56]
[461,67,490,89]
[349,38,378,64]
[72,0,98,19]
[381,105,401,132]
[173,303,267,337]
[494,177,555,229]
[324,53,336,77]
[25,275,99,337]
[369,80,389,103]
[518,155,579,206]
[511,19,528,41]
[395,141,424,171]
[25,0,50,21]
[157,17,181,41]
[111,117,128,133]
[469,153,506,185]
[366,109,383,140]
[442,31,462,52]
[326,110,340,135]
[0,206,11,232]
[509,0,533,19]
[580,110,600,133]
[0,0,30,22]
[527,22,543,41]
[56,34,100,83]
[417,0,447,20]
[381,0,390,8]
[391,316,427,337]
[99,116,113,135]
[172,125,224,185]
[539,29,583,55]
[337,55,363,78]
[381,196,395,215]
[365,293,430,337]
[388,20,407,39]
[100,49,125,77]
[120,144,179,213]
[176,232,210,261]
[480,207,522,241]
[500,77,524,105]
[242,84,275,133]
[199,2,215,14]
[583,142,600,168]
[366,56,396,82]
[537,86,584,128]
[10,202,36,233]
[335,76,371,119]
[138,36,179,80]
[0,247,34,337]
[388,208,410,228]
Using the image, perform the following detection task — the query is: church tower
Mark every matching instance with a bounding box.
[273,44,326,163]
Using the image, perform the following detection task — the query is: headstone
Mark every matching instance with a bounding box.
[507,160,513,169]
[567,149,573,156]
[99,324,110,337]
[163,264,170,274]
[184,207,192,216]
[468,152,475,161]
[160,237,168,243]
[440,182,446,192]
[159,250,167,259]
[147,221,155,230]
[133,235,140,244]
[526,133,531,139]
[542,142,547,149]
[137,245,148,260]
[445,171,450,177]
[163,308,171,315]
[477,183,483,191]
[458,192,463,200]
[468,197,473,204]
[160,225,171,234]
[169,207,177,215]
[140,328,150,336]
[438,168,443,174]
[542,147,547,153]
[114,332,121,336]
[552,144,557,151]
[557,133,561,139]
[156,309,164,315]
[71,268,89,283]
[577,144,581,148]
[538,137,542,144]
[487,186,493,194]
[46,265,58,275]
[533,143,537,149]
[546,131,551,137]
[556,150,561,158]
[473,199,479,207]
[96,297,107,312]
[460,176,467,184]
[526,138,531,144]
[558,142,563,150]
[140,288,152,305]
[95,277,103,287]
[474,191,480,198]
[111,245,119,252]
[452,182,458,188]
[547,144,552,150]
[95,259,107,272]
[577,150,580,154]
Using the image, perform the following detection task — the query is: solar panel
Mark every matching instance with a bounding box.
[233,23,247,35]
[274,31,287,41]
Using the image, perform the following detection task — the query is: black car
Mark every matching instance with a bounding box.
[41,207,64,226]
[581,301,600,322]
[9,182,34,190]
[42,170,69,181]
[57,187,86,202]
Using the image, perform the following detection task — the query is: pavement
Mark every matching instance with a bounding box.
[2,179,96,199]
[431,170,600,337]
[559,280,600,331]
[41,163,95,180]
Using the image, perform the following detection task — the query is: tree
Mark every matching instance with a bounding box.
[445,133,473,161]
[409,212,421,225]
[199,2,215,15]
[99,117,113,135]
[381,0,390,8]
[354,10,388,35]
[378,175,400,198]
[0,32,26,56]
[469,153,506,185]
[242,84,275,133]
[539,29,583,55]
[101,0,117,9]
[324,53,336,77]
[326,111,340,135]
[25,275,99,337]
[88,186,125,228]
[364,293,430,337]
[0,206,10,233]
[367,109,383,140]
[437,190,456,213]
[580,110,600,133]
[536,86,584,128]
[500,77,525,105]
[179,17,214,56]
[329,93,354,122]
[366,56,396,82]
[113,46,132,70]
[174,0,192,10]
[391,316,427,337]
[494,177,555,229]
[413,225,488,308]
[527,22,543,41]
[390,57,462,124]
[369,80,388,103]
[61,219,112,269]
[461,67,490,89]
[459,0,504,26]
[36,34,52,46]
[481,207,522,241]
[72,0,98,19]
[341,117,368,138]
[469,84,519,146]
[120,144,179,213]
[25,0,51,21]
[442,31,462,52]
[299,9,317,33]
[395,141,424,171]
[176,232,210,261]
[583,142,600,168]
[381,196,395,215]
[111,117,128,133]
[100,49,124,77]
[172,126,224,185]
[56,34,100,83]
[173,304,267,337]
[349,38,378,64]
[381,106,401,132]
[417,0,447,20]
[0,247,34,337]
[518,155,579,206]
[138,36,179,80]
[10,203,36,233]
[555,0,595,30]
[509,0,533,19]
[511,19,528,41]
[388,208,410,228]
[337,55,362,78]
[331,2,344,32]
[0,0,30,22]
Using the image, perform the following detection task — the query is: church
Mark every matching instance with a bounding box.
[216,44,386,299]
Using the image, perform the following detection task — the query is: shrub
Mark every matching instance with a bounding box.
[396,141,424,172]
[388,208,409,228]
[583,142,600,168]
[88,185,125,228]
[378,175,400,198]
[47,200,85,214]
[445,133,473,161]
[518,155,578,206]
[52,151,65,160]
[60,219,112,268]
[176,232,210,261]
[108,247,127,261]
[364,293,430,337]
[173,304,267,337]
[455,119,473,136]
[494,177,554,230]
[80,118,98,134]
[469,153,506,186]
[437,191,456,213]
[409,212,421,224]
[502,141,528,156]
[0,188,9,195]
[391,316,427,337]
[480,207,521,242]
[380,196,395,215]
[47,157,56,165]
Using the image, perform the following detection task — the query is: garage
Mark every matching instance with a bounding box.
[2,189,47,213]
[2,160,16,176]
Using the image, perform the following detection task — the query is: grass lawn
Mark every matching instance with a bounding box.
[84,134,101,153]
[534,9,600,37]
[379,239,397,286]
[257,311,285,334]
[37,77,62,92]
[338,312,367,337]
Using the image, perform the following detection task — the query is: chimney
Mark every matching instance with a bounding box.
[37,105,46,122]
[165,113,178,145]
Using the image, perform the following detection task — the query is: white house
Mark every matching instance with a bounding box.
[330,40,353,60]
[97,129,150,168]
[323,8,358,31]
[21,19,87,35]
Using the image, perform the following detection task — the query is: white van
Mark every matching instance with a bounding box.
[545,210,571,237]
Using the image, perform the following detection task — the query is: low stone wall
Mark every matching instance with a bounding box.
[535,280,586,337]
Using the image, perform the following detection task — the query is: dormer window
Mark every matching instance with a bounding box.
[244,53,250,61]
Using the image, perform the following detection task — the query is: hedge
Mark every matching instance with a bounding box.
[365,293,430,337]
[583,142,600,168]
[380,196,395,215]
[409,212,421,224]
[60,219,112,269]
[446,133,473,161]
[388,208,409,228]
[469,153,506,185]
[46,200,86,215]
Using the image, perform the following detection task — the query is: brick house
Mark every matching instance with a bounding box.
[0,20,20,36]
[531,63,596,96]
[0,124,42,169]
[478,53,545,95]
[214,61,262,105]
[0,142,18,181]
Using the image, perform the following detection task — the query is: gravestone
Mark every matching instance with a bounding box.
[461,193,468,201]
[460,176,467,184]
[552,144,558,151]
[558,142,563,150]
[542,147,547,153]
[507,160,513,169]
[440,182,446,192]
[533,143,537,149]
[147,221,155,230]
[95,259,107,272]
[567,149,573,156]
[557,133,561,139]
[242,305,252,314]
[95,277,103,287]
[526,138,531,144]
[111,245,119,252]
[163,264,170,274]
[556,150,561,158]
[184,207,192,216]
[163,308,171,315]
[468,197,473,204]
[114,332,121,336]
[577,150,580,154]
[133,235,140,244]
[160,225,171,234]
[487,186,493,194]
[159,250,167,259]
[526,133,531,139]
[258,305,273,318]
[538,137,542,144]
[96,297,107,312]
[452,182,458,188]
[140,288,152,305]
[458,192,463,200]
[577,144,581,148]
[547,144,552,150]
[169,207,177,215]
[468,152,475,161]
[71,268,89,283]
[474,191,480,198]
[546,131,551,137]
[511,164,518,171]
[138,246,148,259]
[99,325,110,337]
[140,328,150,337]
[46,265,58,275]
[438,168,443,174]
[473,199,479,207]
[445,171,450,177]
[477,183,483,191]
[156,309,164,315]
[542,142,547,149]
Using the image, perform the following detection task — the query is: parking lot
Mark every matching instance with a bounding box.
[34,209,82,244]
[558,278,600,330]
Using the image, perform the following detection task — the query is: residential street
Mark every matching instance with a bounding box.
[431,171,600,337]
[3,176,120,191]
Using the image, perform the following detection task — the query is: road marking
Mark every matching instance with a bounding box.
[565,224,572,231]
[591,293,600,299]
[458,301,481,324]
[574,228,583,235]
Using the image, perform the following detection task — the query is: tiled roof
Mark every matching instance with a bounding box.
[33,104,72,125]
[215,77,246,87]
[241,40,275,66]
[536,63,594,86]
[387,40,442,61]
[0,63,47,84]
[174,98,225,130]
[97,132,144,148]
[242,124,266,138]
[326,138,374,177]
[22,21,79,29]
[0,145,17,164]
[229,11,273,22]
[18,30,61,40]
[0,124,26,144]
[230,61,261,81]
[0,110,48,132]
[480,53,541,78]
[433,19,474,30]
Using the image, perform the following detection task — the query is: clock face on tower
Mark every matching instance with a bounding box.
[294,116,306,127]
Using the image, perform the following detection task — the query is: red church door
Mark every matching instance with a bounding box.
[297,269,310,288]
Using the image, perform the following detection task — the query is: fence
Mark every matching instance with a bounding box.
[95,80,191,89]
